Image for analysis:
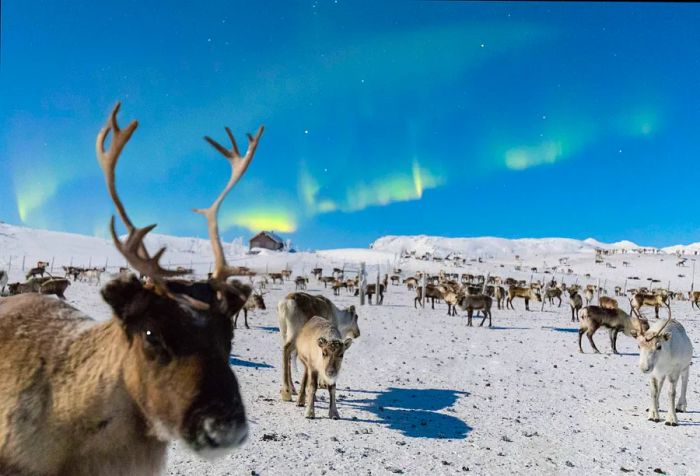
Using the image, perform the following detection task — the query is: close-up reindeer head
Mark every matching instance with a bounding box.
[96,103,264,455]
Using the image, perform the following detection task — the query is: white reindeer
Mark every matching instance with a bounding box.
[637,318,693,426]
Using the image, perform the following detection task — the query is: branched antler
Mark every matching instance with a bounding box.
[97,103,198,306]
[195,125,265,283]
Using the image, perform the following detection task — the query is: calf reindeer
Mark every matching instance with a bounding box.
[598,296,618,310]
[295,316,352,419]
[506,286,542,311]
[277,292,360,401]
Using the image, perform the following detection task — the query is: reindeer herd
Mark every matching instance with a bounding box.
[0,103,695,475]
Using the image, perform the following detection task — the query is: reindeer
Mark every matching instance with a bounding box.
[311,267,323,279]
[39,277,71,300]
[0,104,261,475]
[403,276,418,290]
[569,289,583,322]
[541,287,563,310]
[414,284,444,309]
[390,275,401,285]
[25,262,48,280]
[277,292,360,401]
[332,280,347,296]
[578,306,649,354]
[494,285,506,309]
[356,283,385,304]
[268,272,284,284]
[598,296,618,310]
[294,316,353,419]
[637,318,693,426]
[295,276,309,290]
[457,294,493,327]
[233,291,267,329]
[319,275,336,288]
[689,290,700,310]
[506,286,542,311]
[631,292,670,319]
[345,277,357,293]
[583,287,594,306]
[280,269,292,281]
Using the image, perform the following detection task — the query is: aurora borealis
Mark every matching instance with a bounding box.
[1,1,699,248]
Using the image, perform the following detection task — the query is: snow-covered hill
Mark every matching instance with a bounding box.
[370,234,646,258]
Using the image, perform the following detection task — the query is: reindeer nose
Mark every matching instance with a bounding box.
[201,415,248,450]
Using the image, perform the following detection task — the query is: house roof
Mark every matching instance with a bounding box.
[250,231,285,244]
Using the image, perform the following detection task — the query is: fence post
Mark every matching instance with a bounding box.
[421,272,427,308]
[50,256,55,274]
[359,262,366,306]
[375,270,381,306]
[8,256,12,271]
[21,256,26,272]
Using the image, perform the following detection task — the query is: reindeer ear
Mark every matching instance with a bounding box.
[348,305,356,314]
[662,332,672,342]
[343,338,353,350]
[101,275,147,322]
[317,337,328,347]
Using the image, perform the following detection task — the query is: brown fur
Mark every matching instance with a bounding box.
[578,305,649,354]
[294,316,352,419]
[0,274,251,476]
[506,286,542,311]
[277,293,359,402]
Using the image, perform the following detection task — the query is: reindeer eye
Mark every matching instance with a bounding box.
[144,330,161,347]
[656,344,661,350]
[322,351,328,357]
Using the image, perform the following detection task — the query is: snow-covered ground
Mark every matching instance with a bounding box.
[1,223,699,475]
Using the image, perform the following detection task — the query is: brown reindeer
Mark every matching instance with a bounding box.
[414,284,444,309]
[689,290,700,310]
[569,289,583,322]
[631,292,670,319]
[277,292,360,401]
[294,316,352,419]
[295,275,309,290]
[457,294,493,327]
[0,103,261,475]
[25,262,48,280]
[598,295,618,310]
[268,272,284,284]
[506,286,542,311]
[578,306,650,354]
[233,292,267,329]
[403,276,418,290]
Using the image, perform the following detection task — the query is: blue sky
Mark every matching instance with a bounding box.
[1,1,699,249]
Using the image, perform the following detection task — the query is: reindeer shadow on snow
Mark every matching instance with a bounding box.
[340,387,471,439]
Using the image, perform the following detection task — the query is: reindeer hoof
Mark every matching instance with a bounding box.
[676,404,687,413]
[305,411,315,419]
[664,420,678,427]
[245,325,250,329]
[280,389,292,402]
[329,411,340,420]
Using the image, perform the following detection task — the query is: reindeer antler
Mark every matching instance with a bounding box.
[195,125,265,283]
[97,103,203,308]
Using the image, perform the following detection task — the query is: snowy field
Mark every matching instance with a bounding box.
[1,223,699,475]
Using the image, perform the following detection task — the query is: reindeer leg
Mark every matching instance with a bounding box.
[587,326,600,353]
[665,376,679,426]
[609,328,619,354]
[525,298,530,311]
[480,310,488,327]
[233,311,239,329]
[655,306,659,319]
[305,371,318,419]
[281,342,295,401]
[578,328,586,353]
[297,364,308,407]
[244,308,249,329]
[677,366,689,412]
[557,296,562,308]
[467,309,473,327]
[648,376,661,422]
[328,384,340,420]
